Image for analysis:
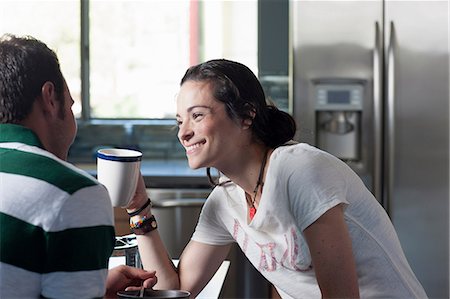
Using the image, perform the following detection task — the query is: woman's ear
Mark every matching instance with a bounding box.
[241,103,256,129]
[242,117,253,129]
[242,110,256,129]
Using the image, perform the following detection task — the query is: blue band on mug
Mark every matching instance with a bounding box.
[97,152,142,162]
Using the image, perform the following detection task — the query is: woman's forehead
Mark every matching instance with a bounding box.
[177,81,218,106]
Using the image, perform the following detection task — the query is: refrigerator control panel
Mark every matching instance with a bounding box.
[314,83,363,111]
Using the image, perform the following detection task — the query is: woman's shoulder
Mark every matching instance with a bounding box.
[273,142,322,155]
[271,142,329,167]
[270,142,347,183]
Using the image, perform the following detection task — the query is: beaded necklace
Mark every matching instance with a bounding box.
[246,149,269,220]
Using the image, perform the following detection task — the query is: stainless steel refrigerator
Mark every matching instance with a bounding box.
[290,1,449,297]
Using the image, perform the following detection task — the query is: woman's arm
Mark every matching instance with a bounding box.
[130,175,231,295]
[303,204,360,299]
[136,234,231,296]
[127,175,180,289]
[178,241,231,297]
[135,229,180,290]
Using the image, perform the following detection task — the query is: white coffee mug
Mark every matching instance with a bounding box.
[97,148,142,207]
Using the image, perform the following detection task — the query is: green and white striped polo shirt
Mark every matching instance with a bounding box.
[0,124,115,298]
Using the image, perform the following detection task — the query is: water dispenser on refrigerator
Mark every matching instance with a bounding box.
[314,81,364,162]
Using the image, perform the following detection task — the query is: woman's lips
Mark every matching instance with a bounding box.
[185,141,206,154]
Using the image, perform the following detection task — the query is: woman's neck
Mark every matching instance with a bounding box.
[220,145,272,196]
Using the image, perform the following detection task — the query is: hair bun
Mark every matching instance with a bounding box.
[254,105,296,148]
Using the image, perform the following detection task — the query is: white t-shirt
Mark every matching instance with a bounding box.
[192,143,427,298]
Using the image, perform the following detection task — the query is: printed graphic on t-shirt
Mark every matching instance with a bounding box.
[232,219,312,272]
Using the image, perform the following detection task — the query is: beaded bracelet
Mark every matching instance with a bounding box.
[130,215,148,229]
[127,198,151,217]
[131,215,158,235]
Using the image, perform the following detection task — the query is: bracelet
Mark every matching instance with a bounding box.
[131,214,158,235]
[130,215,148,229]
[127,198,151,217]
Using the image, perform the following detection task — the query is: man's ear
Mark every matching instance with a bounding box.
[39,81,59,117]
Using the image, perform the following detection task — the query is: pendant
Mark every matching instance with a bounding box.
[249,207,256,220]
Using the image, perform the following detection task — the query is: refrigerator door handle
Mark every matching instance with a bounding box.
[386,21,395,215]
[373,21,383,204]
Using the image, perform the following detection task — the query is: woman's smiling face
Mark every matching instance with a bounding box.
[176,80,249,170]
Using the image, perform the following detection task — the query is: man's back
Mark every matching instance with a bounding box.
[0,124,115,298]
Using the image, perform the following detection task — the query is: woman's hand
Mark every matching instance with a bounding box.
[104,265,157,298]
[126,172,150,213]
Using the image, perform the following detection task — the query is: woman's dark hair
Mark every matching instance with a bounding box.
[0,34,65,123]
[180,59,296,148]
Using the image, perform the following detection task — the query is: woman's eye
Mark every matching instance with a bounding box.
[176,119,182,126]
[192,112,203,120]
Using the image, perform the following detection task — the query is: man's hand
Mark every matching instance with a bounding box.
[104,265,157,298]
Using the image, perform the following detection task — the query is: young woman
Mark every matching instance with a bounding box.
[126,59,427,298]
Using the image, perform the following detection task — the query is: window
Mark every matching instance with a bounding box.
[0,0,257,120]
[0,0,81,114]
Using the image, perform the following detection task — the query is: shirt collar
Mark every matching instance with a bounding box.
[0,124,43,148]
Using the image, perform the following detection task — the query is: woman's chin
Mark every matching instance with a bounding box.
[187,159,202,170]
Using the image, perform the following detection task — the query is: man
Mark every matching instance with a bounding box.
[0,34,156,298]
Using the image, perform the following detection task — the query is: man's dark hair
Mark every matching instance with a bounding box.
[0,34,65,123]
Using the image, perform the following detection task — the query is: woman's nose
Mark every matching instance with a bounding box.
[177,123,193,142]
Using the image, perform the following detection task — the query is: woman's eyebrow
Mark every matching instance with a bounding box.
[176,105,212,118]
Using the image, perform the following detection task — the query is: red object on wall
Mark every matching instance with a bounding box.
[189,0,199,66]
